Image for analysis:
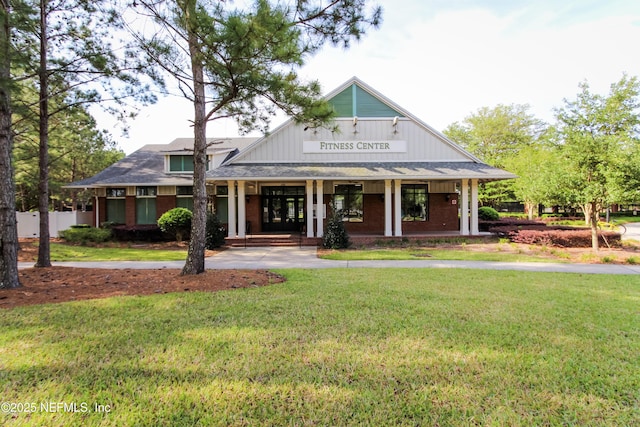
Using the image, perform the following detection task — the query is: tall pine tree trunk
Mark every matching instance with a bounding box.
[0,0,20,288]
[35,0,51,267]
[181,0,207,275]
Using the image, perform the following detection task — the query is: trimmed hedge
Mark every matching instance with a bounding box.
[158,208,192,242]
[478,206,500,221]
[501,228,622,247]
[479,218,546,232]
[59,227,112,244]
[111,225,168,242]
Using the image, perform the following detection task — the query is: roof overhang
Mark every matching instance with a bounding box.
[207,162,517,182]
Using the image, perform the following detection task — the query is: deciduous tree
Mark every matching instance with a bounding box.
[444,104,546,207]
[554,74,640,251]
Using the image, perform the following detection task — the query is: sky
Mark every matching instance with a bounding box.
[101,0,640,154]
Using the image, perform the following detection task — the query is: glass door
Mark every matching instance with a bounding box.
[262,187,305,232]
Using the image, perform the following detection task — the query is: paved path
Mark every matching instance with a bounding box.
[19,246,640,275]
[622,222,640,242]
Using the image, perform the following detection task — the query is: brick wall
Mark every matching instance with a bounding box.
[156,195,176,220]
[333,193,460,234]
[97,197,106,226]
[125,196,136,226]
[245,195,261,233]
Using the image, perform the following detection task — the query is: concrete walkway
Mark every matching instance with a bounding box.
[622,222,640,242]
[19,246,640,275]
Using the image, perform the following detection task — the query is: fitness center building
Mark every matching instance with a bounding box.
[68,77,516,239]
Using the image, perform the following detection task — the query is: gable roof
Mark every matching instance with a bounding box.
[328,80,405,118]
[66,137,258,188]
[222,77,483,165]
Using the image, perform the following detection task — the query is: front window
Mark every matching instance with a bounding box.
[334,184,363,222]
[169,155,194,172]
[136,186,157,224]
[402,184,428,221]
[176,186,193,210]
[106,187,126,224]
[215,185,228,222]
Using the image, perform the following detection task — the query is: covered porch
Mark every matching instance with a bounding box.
[217,176,483,240]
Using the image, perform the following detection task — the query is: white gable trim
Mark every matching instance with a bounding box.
[224,77,481,165]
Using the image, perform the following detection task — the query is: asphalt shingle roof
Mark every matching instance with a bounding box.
[207,162,517,181]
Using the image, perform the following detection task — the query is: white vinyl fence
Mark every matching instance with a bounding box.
[16,211,94,238]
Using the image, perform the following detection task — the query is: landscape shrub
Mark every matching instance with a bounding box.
[505,229,621,247]
[205,212,226,249]
[111,225,167,242]
[70,224,91,229]
[59,227,112,244]
[323,209,350,249]
[158,207,192,242]
[479,218,546,232]
[478,206,500,221]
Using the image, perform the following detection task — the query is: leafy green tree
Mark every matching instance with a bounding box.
[554,74,640,251]
[444,104,546,207]
[130,0,382,275]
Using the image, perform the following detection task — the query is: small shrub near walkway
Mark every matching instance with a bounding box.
[484,218,622,248]
[58,226,112,244]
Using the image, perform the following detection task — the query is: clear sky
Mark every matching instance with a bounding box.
[104,0,640,154]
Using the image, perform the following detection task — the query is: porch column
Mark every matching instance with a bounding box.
[460,179,469,235]
[393,179,402,236]
[94,194,99,228]
[306,180,314,237]
[316,180,324,238]
[384,179,392,236]
[227,180,236,237]
[237,180,246,238]
[470,179,479,235]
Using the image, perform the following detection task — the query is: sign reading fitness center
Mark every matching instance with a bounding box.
[303,140,407,154]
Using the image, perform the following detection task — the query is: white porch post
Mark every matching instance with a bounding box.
[471,179,479,235]
[237,180,246,238]
[460,179,469,236]
[393,179,402,237]
[306,180,314,237]
[95,194,99,228]
[316,180,324,238]
[384,179,392,236]
[227,180,236,238]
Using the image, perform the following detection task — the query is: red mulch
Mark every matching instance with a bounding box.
[1,267,285,309]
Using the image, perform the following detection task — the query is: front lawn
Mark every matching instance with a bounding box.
[319,247,568,262]
[20,242,188,262]
[1,268,638,426]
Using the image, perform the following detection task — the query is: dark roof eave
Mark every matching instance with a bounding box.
[206,162,517,182]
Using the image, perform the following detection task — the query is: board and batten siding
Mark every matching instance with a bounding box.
[237,119,472,164]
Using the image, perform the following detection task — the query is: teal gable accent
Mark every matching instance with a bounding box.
[327,83,405,118]
[329,87,353,116]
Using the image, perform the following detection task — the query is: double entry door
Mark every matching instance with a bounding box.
[262,186,305,232]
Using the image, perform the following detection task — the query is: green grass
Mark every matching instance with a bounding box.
[47,243,187,261]
[1,268,638,426]
[320,247,566,262]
